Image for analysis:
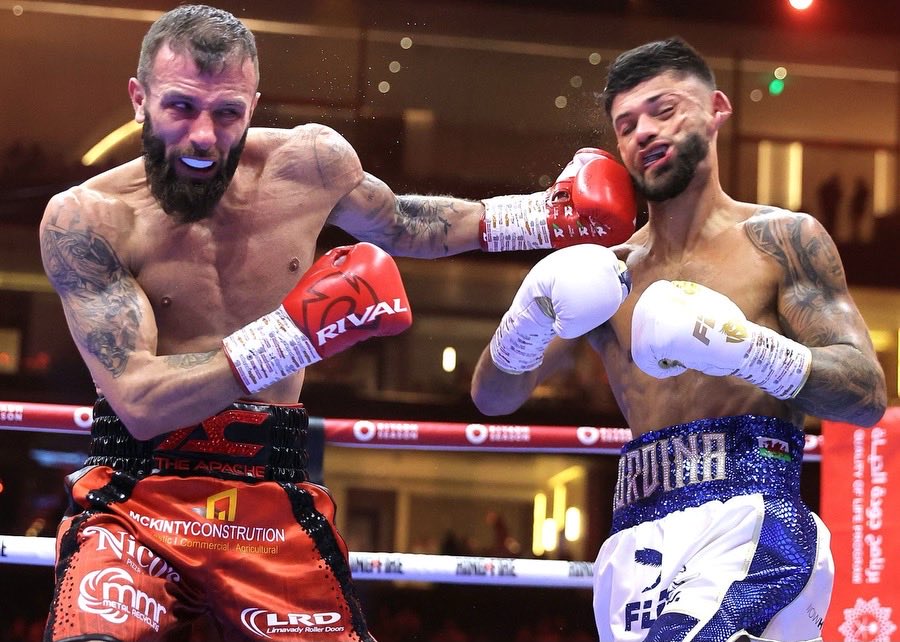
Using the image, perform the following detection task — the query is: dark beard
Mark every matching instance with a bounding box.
[142,116,246,224]
[633,132,708,202]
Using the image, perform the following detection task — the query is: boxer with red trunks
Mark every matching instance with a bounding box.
[471,37,886,641]
[38,5,638,641]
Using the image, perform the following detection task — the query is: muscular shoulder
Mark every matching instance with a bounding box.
[248,124,364,193]
[42,167,140,237]
[742,206,839,280]
[744,207,845,288]
[40,174,140,287]
[744,204,819,235]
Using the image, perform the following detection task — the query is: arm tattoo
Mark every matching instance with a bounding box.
[744,209,843,339]
[164,351,217,369]
[41,223,140,377]
[332,172,462,256]
[745,209,885,425]
[745,208,843,286]
[395,195,454,254]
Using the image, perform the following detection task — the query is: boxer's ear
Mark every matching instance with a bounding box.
[128,78,147,123]
[711,90,732,131]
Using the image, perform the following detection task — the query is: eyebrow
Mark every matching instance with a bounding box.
[613,91,674,129]
[160,91,248,109]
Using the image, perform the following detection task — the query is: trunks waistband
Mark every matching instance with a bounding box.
[86,397,309,482]
[611,415,805,533]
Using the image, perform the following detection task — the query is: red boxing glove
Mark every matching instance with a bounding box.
[480,148,637,251]
[223,243,412,393]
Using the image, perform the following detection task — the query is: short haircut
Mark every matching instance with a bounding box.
[602,37,715,116]
[136,4,258,88]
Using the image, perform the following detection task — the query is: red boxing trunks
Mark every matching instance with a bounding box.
[44,398,375,642]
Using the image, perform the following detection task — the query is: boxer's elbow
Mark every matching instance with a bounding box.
[470,370,532,417]
[99,383,174,441]
[102,397,158,441]
[842,360,887,428]
[471,387,518,416]
[804,365,887,428]
[855,386,888,428]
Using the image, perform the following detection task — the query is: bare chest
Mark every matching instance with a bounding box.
[132,214,323,353]
[588,236,787,431]
[625,236,778,324]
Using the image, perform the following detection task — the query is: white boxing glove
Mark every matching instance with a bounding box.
[631,280,812,399]
[490,244,631,374]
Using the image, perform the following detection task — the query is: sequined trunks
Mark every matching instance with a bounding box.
[611,415,805,533]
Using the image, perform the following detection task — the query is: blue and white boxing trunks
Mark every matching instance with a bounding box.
[593,415,833,642]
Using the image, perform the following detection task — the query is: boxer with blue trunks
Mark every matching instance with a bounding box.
[470,37,886,641]
[594,415,832,641]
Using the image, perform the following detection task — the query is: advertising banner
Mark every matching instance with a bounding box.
[821,407,899,641]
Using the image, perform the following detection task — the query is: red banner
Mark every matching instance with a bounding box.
[822,407,899,641]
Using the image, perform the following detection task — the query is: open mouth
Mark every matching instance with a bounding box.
[180,157,216,171]
[641,144,669,169]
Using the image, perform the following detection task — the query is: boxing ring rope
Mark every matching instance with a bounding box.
[0,400,825,456]
[0,400,824,588]
[0,535,594,588]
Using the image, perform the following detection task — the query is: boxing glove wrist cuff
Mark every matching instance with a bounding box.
[222,306,322,394]
[736,326,812,400]
[480,192,551,252]
[489,301,555,374]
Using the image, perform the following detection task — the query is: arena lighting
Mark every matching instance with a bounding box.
[541,518,559,552]
[767,66,788,96]
[25,518,46,538]
[553,483,567,528]
[787,142,803,211]
[532,492,547,556]
[564,507,581,542]
[788,0,813,9]
[756,141,804,211]
[81,120,141,166]
[874,150,892,213]
[441,346,457,373]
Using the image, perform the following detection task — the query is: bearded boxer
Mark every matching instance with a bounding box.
[38,5,638,642]
[471,37,886,642]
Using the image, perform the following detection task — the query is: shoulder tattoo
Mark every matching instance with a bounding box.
[744,208,850,346]
[41,222,140,377]
[311,126,356,187]
[744,208,843,299]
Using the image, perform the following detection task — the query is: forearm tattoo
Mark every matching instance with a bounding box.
[395,195,456,254]
[41,221,140,377]
[745,209,884,424]
[164,351,217,369]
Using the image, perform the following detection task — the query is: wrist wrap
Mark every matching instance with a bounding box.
[736,327,812,399]
[480,192,551,251]
[223,306,321,394]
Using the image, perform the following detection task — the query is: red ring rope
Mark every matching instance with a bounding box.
[0,400,823,458]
